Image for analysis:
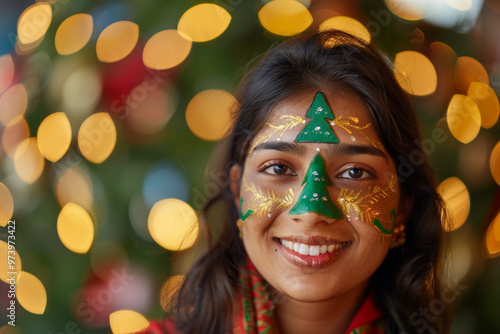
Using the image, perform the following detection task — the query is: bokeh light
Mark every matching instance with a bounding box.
[319,16,371,43]
[0,183,14,227]
[148,199,199,251]
[258,0,313,36]
[109,310,149,334]
[160,274,184,311]
[185,89,236,141]
[445,0,472,11]
[57,202,95,254]
[438,177,470,231]
[177,4,231,42]
[78,112,117,164]
[447,94,481,144]
[142,161,189,209]
[13,138,44,184]
[454,56,489,93]
[0,83,28,126]
[96,21,139,63]
[467,82,499,129]
[2,116,30,157]
[126,86,173,134]
[394,51,438,96]
[0,240,21,282]
[384,0,427,21]
[484,211,500,257]
[490,141,500,185]
[37,112,72,162]
[143,29,192,70]
[16,271,47,314]
[55,13,93,55]
[0,54,15,94]
[55,166,94,211]
[17,3,52,45]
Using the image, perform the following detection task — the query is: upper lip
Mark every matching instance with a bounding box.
[276,235,350,245]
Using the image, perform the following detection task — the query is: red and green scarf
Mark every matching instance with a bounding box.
[234,257,387,334]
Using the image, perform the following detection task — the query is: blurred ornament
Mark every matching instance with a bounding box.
[37,112,72,162]
[78,112,117,164]
[0,183,14,227]
[394,51,438,96]
[55,13,93,55]
[16,271,47,314]
[438,177,470,231]
[467,82,499,129]
[57,202,95,254]
[110,310,149,334]
[13,138,44,184]
[17,3,52,45]
[185,89,236,141]
[148,199,199,251]
[446,94,481,144]
[55,166,93,211]
[177,4,231,42]
[0,54,15,94]
[258,0,313,36]
[319,16,370,43]
[454,56,489,93]
[0,240,21,281]
[96,21,139,63]
[143,30,192,70]
[0,83,28,126]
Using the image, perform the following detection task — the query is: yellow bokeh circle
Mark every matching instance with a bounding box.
[394,51,437,96]
[143,30,192,70]
[78,112,117,164]
[454,56,489,93]
[490,141,500,186]
[0,83,28,126]
[258,0,313,36]
[57,202,95,254]
[16,271,47,314]
[96,21,139,63]
[438,177,470,232]
[17,3,52,45]
[2,116,30,157]
[485,211,500,257]
[148,199,199,251]
[13,138,44,184]
[110,310,150,334]
[0,240,21,282]
[467,82,499,129]
[37,112,72,162]
[55,13,93,55]
[177,4,231,42]
[55,167,93,211]
[446,94,481,144]
[185,89,236,141]
[384,0,426,21]
[0,183,14,227]
[319,16,371,43]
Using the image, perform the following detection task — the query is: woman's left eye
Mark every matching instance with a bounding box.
[339,168,371,179]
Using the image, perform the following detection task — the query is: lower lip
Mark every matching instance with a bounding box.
[274,239,350,268]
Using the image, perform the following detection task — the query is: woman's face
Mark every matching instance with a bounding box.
[233,89,406,303]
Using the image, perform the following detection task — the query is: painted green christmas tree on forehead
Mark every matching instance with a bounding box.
[296,92,339,143]
[289,153,343,219]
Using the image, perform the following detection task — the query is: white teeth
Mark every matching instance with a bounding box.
[280,240,348,257]
[299,243,309,255]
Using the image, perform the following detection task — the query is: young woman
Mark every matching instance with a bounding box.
[147,30,450,334]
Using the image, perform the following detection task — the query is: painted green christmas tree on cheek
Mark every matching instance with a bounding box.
[296,92,339,143]
[289,153,343,219]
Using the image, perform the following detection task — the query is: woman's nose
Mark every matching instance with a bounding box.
[290,211,340,226]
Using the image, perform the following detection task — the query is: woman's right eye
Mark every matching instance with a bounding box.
[261,163,296,176]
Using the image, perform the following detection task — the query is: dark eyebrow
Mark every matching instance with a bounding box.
[251,141,306,155]
[324,143,388,160]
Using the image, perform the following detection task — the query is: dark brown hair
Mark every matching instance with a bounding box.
[171,30,449,334]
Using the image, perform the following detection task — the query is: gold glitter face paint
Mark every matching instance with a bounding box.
[241,182,295,218]
[337,176,398,237]
[331,116,384,151]
[252,114,305,149]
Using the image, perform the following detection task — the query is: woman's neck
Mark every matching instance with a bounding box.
[274,282,369,334]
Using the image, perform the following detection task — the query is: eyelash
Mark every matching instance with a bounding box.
[258,161,375,180]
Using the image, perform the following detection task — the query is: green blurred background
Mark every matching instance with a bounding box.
[0,0,500,333]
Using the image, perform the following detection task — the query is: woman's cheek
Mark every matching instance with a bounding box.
[336,176,400,238]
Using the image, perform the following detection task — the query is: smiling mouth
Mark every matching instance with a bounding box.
[274,237,351,268]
